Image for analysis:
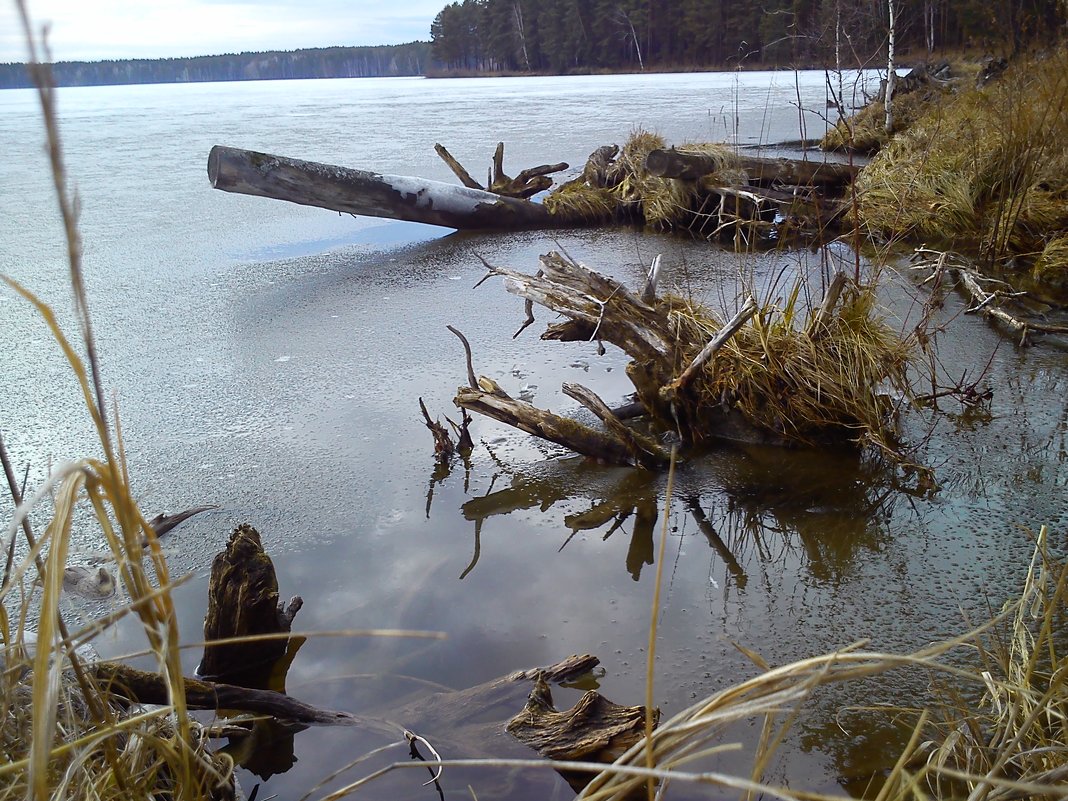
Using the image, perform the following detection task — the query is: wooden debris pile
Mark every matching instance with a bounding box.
[452,252,913,469]
[543,131,859,244]
[209,134,858,242]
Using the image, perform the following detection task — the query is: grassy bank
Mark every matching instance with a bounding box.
[853,47,1068,296]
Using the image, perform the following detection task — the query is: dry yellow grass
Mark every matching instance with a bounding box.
[856,47,1068,290]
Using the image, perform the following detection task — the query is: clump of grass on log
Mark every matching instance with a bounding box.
[545,133,739,229]
[542,181,619,222]
[664,279,912,455]
[857,47,1068,291]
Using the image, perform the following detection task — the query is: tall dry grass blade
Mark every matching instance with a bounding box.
[14,0,112,449]
[645,445,678,800]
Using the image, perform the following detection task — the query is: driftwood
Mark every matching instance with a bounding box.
[435,141,569,199]
[200,523,303,686]
[208,145,569,231]
[90,662,358,726]
[508,674,656,791]
[452,251,817,465]
[645,147,859,187]
[456,381,639,467]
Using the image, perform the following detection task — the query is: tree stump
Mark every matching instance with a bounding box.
[200,523,303,688]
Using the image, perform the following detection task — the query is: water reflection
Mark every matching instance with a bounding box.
[443,437,903,591]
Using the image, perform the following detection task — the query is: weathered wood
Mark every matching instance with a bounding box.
[91,662,359,726]
[808,272,850,336]
[561,382,669,470]
[492,251,676,363]
[435,141,567,199]
[645,147,858,187]
[507,674,656,791]
[434,143,483,189]
[208,145,568,231]
[455,384,638,466]
[641,254,662,304]
[200,523,302,686]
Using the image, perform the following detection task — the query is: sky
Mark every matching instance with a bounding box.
[0,0,441,63]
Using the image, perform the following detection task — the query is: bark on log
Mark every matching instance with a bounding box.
[561,383,669,469]
[645,148,858,187]
[200,523,302,687]
[208,145,572,231]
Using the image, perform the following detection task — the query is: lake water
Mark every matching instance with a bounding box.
[1,72,1066,800]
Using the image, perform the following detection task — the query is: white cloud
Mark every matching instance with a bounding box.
[1,0,439,63]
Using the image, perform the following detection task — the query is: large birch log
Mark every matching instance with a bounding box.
[208,145,571,231]
[645,148,859,187]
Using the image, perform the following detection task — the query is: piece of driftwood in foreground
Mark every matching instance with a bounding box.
[208,145,571,231]
[508,673,657,791]
[200,523,303,687]
[645,147,859,187]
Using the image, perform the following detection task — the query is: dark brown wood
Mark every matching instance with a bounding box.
[143,505,215,545]
[208,145,569,231]
[508,674,655,762]
[200,523,302,686]
[507,674,657,791]
[645,147,858,186]
[419,397,455,465]
[91,662,359,726]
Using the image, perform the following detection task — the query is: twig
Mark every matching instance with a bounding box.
[446,326,478,389]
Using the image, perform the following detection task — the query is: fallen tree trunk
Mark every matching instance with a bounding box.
[208,145,575,231]
[645,148,859,187]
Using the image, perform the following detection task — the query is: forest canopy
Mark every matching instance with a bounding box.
[429,0,1066,73]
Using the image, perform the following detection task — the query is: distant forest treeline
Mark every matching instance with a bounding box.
[429,0,1066,72]
[0,42,431,89]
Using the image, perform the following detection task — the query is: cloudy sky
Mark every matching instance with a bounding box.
[1,0,442,63]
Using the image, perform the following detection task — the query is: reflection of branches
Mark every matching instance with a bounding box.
[459,465,661,580]
[687,497,747,589]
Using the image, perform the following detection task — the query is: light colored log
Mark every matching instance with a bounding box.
[208,145,559,231]
[561,382,669,469]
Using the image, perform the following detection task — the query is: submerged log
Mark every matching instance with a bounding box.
[645,147,859,187]
[208,145,573,231]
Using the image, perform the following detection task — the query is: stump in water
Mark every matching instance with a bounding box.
[200,523,303,688]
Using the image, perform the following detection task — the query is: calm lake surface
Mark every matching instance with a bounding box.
[2,72,1066,800]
